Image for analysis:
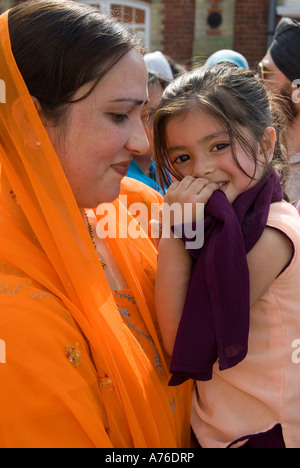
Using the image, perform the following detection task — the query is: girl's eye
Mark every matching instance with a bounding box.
[173,154,190,164]
[211,143,230,152]
[110,114,128,123]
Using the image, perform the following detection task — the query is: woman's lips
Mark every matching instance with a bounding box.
[111,161,131,176]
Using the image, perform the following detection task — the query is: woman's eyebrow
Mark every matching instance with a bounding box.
[110,98,149,106]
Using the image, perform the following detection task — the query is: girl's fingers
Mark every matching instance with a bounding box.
[194,182,219,201]
[166,177,210,200]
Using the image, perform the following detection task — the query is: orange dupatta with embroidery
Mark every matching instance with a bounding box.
[0,11,191,448]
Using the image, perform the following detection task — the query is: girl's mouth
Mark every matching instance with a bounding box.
[218,181,229,191]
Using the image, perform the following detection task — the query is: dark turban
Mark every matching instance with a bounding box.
[270,17,300,82]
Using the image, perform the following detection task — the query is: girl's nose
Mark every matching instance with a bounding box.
[193,157,214,178]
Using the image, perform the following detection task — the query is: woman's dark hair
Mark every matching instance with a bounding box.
[8,0,143,124]
[154,64,290,195]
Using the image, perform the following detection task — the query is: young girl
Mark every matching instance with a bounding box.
[154,65,300,448]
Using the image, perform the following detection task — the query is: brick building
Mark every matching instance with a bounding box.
[1,0,300,69]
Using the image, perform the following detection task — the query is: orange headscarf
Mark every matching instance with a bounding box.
[0,10,191,448]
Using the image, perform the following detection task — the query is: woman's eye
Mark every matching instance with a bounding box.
[110,114,128,123]
[174,154,190,164]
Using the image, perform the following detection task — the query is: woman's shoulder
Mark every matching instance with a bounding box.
[121,177,163,206]
[120,178,163,235]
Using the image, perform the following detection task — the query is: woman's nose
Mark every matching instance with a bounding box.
[126,119,149,156]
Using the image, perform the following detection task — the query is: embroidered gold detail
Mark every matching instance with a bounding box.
[99,374,115,391]
[0,280,22,295]
[65,342,82,367]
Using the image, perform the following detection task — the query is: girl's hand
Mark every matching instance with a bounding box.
[163,176,218,226]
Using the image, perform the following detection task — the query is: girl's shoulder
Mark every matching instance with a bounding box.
[265,201,300,280]
[247,201,299,306]
[267,201,300,243]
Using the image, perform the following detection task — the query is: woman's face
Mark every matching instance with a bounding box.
[44,49,149,208]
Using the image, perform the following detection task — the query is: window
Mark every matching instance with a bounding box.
[78,0,150,47]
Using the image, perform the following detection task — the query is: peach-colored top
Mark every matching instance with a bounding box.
[191,201,300,448]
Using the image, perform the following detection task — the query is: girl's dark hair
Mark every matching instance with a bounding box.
[8,0,143,124]
[154,64,290,196]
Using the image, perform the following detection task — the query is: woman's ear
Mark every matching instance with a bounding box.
[261,126,276,163]
[31,96,43,116]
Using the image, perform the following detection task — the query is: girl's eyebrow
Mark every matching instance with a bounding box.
[168,144,188,152]
[168,131,229,152]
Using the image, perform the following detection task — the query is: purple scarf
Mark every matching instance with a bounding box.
[169,171,283,386]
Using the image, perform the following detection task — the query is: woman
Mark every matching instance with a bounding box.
[0,0,191,448]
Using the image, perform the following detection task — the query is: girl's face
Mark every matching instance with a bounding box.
[43,49,149,209]
[165,108,274,203]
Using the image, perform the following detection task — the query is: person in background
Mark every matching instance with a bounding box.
[165,54,188,78]
[127,71,170,194]
[205,49,249,69]
[127,51,174,194]
[144,50,174,81]
[154,65,300,448]
[258,18,300,206]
